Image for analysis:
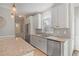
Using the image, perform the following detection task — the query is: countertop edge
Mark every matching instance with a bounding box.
[31,34,70,42]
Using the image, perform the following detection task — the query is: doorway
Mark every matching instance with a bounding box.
[15,16,25,39]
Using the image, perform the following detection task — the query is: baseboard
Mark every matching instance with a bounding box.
[0,35,15,39]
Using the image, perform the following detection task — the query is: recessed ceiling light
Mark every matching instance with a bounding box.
[18,15,22,17]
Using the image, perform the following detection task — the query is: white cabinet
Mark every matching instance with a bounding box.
[52,4,69,28]
[30,35,39,48]
[33,14,42,29]
[42,10,52,33]
[58,4,69,28]
[30,35,70,56]
[47,39,69,56]
[52,7,58,28]
[26,16,35,34]
[38,37,47,53]
[26,14,42,34]
[30,35,47,54]
[61,39,70,56]
[63,39,69,56]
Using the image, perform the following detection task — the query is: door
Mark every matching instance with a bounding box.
[15,16,25,39]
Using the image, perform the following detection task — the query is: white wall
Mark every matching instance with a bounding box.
[68,4,75,56]
[0,7,15,37]
[74,7,79,49]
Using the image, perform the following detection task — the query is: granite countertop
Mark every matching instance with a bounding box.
[31,34,69,42]
[46,36,65,42]
[0,37,35,56]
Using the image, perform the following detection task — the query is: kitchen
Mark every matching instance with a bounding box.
[0,3,78,56]
[16,3,71,56]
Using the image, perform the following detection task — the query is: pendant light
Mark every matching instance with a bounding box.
[12,3,16,12]
[11,3,16,18]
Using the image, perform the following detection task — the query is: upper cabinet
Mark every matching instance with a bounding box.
[25,16,35,34]
[33,14,42,29]
[52,4,69,28]
[26,4,70,34]
[41,10,53,33]
[52,6,58,28]
[26,14,42,34]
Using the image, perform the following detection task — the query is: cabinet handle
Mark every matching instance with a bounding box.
[55,26,59,27]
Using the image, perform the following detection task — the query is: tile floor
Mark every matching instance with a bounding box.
[33,49,47,56]
[73,50,79,56]
[0,37,47,56]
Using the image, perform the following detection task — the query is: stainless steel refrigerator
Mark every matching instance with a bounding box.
[25,24,30,43]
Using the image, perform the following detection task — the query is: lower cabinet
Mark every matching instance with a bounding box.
[30,35,47,54]
[47,39,70,56]
[63,39,69,56]
[30,35,69,56]
[47,39,61,56]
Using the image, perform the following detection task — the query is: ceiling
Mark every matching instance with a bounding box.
[0,3,54,16]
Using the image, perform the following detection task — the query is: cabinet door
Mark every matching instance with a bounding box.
[33,14,42,29]
[47,40,61,56]
[30,35,41,48]
[33,15,38,29]
[52,7,58,28]
[30,35,37,47]
[57,4,69,28]
[37,37,47,54]
[63,39,69,56]
[37,14,42,29]
[29,16,35,34]
[52,4,69,28]
[30,35,47,54]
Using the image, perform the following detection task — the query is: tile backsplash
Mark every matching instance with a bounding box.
[53,28,70,38]
[35,28,70,38]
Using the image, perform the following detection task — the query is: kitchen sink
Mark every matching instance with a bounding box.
[37,34,51,37]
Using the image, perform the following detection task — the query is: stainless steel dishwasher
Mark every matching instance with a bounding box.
[47,39,61,56]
